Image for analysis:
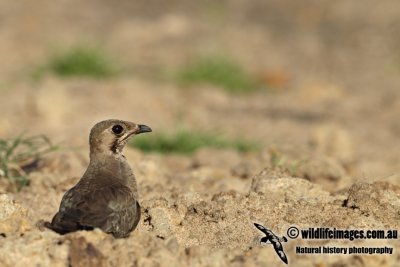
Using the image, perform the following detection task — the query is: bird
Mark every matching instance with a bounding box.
[45,119,152,238]
[254,223,288,264]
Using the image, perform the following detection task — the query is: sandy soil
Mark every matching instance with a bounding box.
[0,1,399,266]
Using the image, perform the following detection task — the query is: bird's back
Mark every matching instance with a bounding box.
[49,170,140,238]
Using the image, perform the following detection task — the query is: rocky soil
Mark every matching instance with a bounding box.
[1,1,400,266]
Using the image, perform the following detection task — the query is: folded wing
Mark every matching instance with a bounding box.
[49,182,140,238]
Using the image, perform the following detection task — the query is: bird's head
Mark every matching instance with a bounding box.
[89,119,152,156]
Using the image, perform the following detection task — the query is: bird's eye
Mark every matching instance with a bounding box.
[112,125,124,135]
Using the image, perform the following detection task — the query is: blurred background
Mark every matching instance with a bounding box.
[0,0,399,189]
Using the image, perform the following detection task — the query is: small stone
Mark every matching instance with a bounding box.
[68,236,105,267]
[345,182,400,224]
[0,194,31,234]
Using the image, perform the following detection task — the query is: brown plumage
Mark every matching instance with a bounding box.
[46,119,152,238]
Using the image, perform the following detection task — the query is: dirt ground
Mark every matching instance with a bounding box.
[0,1,400,266]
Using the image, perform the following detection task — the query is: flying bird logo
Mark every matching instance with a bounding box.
[254,223,288,264]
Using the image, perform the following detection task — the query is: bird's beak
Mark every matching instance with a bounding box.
[136,124,152,134]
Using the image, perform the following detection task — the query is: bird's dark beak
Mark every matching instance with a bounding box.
[136,124,152,134]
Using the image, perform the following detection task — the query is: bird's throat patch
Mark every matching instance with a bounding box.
[110,139,120,154]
